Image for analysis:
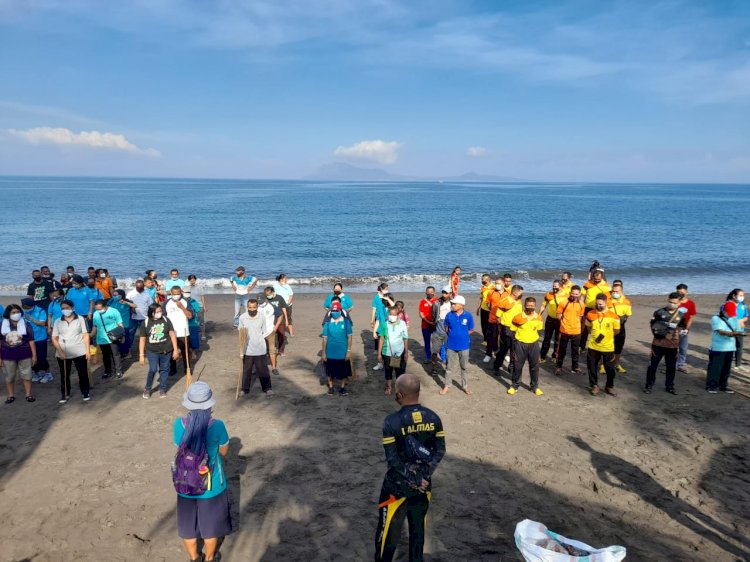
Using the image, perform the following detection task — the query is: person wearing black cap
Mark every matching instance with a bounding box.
[375,373,445,562]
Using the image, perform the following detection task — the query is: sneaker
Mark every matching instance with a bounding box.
[534,388,544,396]
[82,393,91,401]
[32,373,43,383]
[240,389,249,396]
[159,391,167,399]
[265,389,275,396]
[721,388,736,394]
[643,385,653,394]
[666,387,677,395]
[539,357,547,364]
[44,373,55,383]
[706,388,718,394]
[339,387,349,396]
[480,341,487,347]
[507,387,517,395]
[590,385,600,396]
[615,364,627,374]
[482,355,491,364]
[327,387,335,395]
[572,368,583,375]
[102,373,112,380]
[599,364,605,374]
[59,396,69,404]
[271,369,279,376]
[373,363,383,371]
[115,372,124,379]
[604,387,617,396]
[142,390,151,399]
[676,366,687,373]
[551,354,557,360]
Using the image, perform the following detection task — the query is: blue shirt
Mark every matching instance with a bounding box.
[187,298,202,327]
[710,315,739,352]
[147,286,158,302]
[173,417,229,499]
[48,299,64,327]
[322,319,352,360]
[66,287,93,316]
[23,306,48,341]
[231,275,256,295]
[736,302,748,332]
[165,278,185,291]
[86,287,104,302]
[93,307,124,345]
[372,294,388,323]
[324,293,353,310]
[108,298,132,329]
[444,310,475,351]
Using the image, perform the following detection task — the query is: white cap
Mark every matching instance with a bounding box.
[441,285,452,294]
[451,295,466,305]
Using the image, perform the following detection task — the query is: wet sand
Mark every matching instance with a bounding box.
[0,292,748,561]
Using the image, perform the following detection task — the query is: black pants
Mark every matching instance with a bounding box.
[485,323,499,356]
[479,309,489,340]
[32,339,50,372]
[57,356,90,397]
[242,355,271,392]
[170,336,189,375]
[540,317,560,359]
[383,355,406,381]
[375,489,430,562]
[646,345,677,389]
[614,326,626,355]
[588,349,615,389]
[705,350,733,391]
[513,340,540,390]
[100,342,122,376]
[493,326,515,374]
[556,333,581,370]
[580,307,594,349]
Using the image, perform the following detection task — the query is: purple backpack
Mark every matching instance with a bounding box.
[171,419,214,496]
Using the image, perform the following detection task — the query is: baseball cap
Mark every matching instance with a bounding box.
[331,302,342,312]
[441,285,451,294]
[450,295,466,305]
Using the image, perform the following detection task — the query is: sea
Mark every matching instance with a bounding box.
[0,176,748,296]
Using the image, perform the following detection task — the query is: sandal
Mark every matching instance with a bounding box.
[4,396,15,404]
[25,395,36,402]
[384,386,392,396]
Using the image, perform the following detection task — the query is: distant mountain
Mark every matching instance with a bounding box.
[305,162,525,182]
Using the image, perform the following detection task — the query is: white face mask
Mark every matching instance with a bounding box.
[612,292,621,299]
[154,311,163,320]
[738,296,745,303]
[388,315,398,323]
[99,273,106,278]
[171,294,181,301]
[10,312,22,322]
[62,309,73,317]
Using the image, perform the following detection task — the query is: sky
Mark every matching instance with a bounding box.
[0,0,749,182]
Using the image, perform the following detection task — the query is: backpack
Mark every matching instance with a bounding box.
[171,419,214,496]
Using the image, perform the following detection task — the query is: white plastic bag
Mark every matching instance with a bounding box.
[515,519,627,562]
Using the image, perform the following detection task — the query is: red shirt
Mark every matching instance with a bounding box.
[419,297,437,329]
[680,299,697,323]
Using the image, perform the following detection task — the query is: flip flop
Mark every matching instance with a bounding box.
[4,397,15,404]
[25,395,36,402]
[384,387,392,396]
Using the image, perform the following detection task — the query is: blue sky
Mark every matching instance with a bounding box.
[0,0,749,181]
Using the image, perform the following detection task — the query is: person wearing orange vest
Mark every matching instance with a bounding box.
[580,267,610,350]
[606,280,632,374]
[540,279,564,363]
[476,274,495,342]
[585,294,621,396]
[483,277,504,364]
[493,285,523,376]
[509,297,544,396]
[555,285,585,376]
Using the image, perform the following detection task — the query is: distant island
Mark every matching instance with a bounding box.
[305,162,525,182]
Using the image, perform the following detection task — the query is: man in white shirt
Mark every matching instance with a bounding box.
[238,299,274,395]
[126,279,153,357]
[165,286,192,376]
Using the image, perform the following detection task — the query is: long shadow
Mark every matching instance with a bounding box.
[570,436,750,560]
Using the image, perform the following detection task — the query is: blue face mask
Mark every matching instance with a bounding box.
[331,311,341,319]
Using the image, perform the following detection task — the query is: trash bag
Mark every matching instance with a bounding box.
[515,519,626,562]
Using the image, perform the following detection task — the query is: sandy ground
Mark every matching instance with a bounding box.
[0,292,748,562]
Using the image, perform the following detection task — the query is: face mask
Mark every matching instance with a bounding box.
[482,280,488,286]
[22,308,32,314]
[388,315,398,323]
[334,290,341,296]
[33,276,41,282]
[99,273,106,278]
[569,295,578,302]
[552,288,559,293]
[612,292,621,299]
[597,305,607,312]
[10,312,22,322]
[236,272,243,277]
[738,296,745,303]
[666,302,678,311]
[62,309,73,317]
[248,310,258,317]
[678,292,687,299]
[331,311,341,319]
[171,295,180,301]
[525,308,535,315]
[87,284,96,289]
[154,311,163,320]
[136,286,144,293]
[426,294,434,299]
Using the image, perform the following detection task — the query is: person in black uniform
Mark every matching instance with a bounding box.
[375,373,446,562]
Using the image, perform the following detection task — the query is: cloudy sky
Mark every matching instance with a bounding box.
[1,0,749,181]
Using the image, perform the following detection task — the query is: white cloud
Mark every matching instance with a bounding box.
[466,146,488,157]
[8,127,161,156]
[334,139,401,165]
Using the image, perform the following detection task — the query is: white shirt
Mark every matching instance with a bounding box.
[273,282,294,304]
[165,298,190,337]
[238,312,273,356]
[52,316,88,359]
[126,289,153,321]
[259,302,277,327]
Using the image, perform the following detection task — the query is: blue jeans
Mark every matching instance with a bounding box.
[677,332,689,368]
[422,328,432,359]
[146,351,171,392]
[234,295,250,325]
[127,319,143,355]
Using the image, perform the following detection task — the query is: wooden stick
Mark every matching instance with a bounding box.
[236,327,247,400]
[183,335,192,390]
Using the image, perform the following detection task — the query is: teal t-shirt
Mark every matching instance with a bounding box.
[322,319,352,359]
[93,307,124,345]
[324,293,353,310]
[173,417,229,499]
[108,298,132,329]
[710,315,739,352]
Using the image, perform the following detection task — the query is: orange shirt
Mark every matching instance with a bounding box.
[558,300,585,335]
[96,277,113,299]
[488,290,503,324]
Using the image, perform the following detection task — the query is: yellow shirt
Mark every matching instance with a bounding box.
[512,312,543,344]
[608,296,632,320]
[479,284,495,311]
[585,310,620,352]
[542,291,565,318]
[502,300,523,329]
[583,280,610,308]
[559,280,573,297]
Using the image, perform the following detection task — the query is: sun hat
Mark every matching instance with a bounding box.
[182,381,216,410]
